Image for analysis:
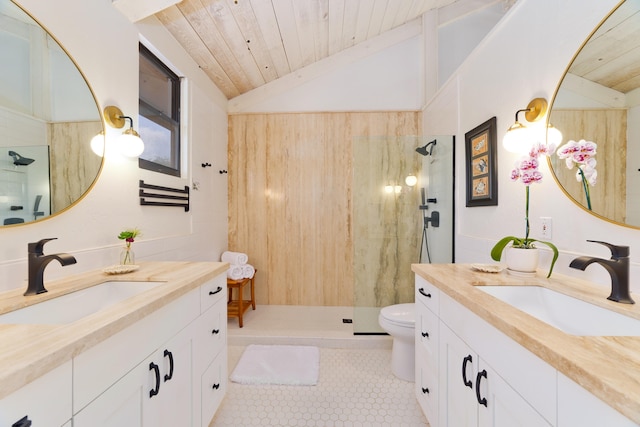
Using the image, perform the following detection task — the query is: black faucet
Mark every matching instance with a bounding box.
[569,240,634,304]
[25,238,77,296]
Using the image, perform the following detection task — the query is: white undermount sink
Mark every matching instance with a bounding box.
[477,285,640,336]
[0,281,163,325]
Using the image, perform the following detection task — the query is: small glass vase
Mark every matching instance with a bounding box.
[120,246,135,265]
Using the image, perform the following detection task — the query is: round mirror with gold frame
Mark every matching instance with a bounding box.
[0,0,103,227]
[548,0,640,228]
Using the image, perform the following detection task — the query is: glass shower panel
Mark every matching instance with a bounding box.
[353,135,454,334]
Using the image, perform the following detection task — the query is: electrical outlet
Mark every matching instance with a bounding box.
[540,217,552,239]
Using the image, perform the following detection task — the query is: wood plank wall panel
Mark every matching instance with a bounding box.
[228,112,421,306]
[550,110,626,223]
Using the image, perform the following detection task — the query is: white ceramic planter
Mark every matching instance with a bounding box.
[504,247,539,274]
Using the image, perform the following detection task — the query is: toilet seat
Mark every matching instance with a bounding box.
[380,303,415,328]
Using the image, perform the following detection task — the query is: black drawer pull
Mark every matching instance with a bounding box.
[421,387,429,394]
[418,288,432,298]
[212,328,220,335]
[462,355,473,388]
[476,369,488,407]
[212,383,220,390]
[149,362,160,397]
[209,286,223,295]
[12,416,31,427]
[421,331,429,338]
[164,349,174,382]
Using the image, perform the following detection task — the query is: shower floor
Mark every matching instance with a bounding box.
[227,304,390,348]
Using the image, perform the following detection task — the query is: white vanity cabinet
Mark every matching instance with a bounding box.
[193,275,227,427]
[72,272,228,427]
[73,325,193,426]
[0,360,72,427]
[439,323,550,427]
[415,275,556,427]
[415,278,440,422]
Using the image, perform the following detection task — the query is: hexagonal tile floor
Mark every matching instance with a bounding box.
[211,345,428,426]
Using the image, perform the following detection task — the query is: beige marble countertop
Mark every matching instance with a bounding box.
[0,261,228,400]
[412,263,640,424]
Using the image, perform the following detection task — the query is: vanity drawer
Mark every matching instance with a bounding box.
[417,304,439,358]
[200,274,226,313]
[415,275,439,315]
[415,343,438,423]
[193,297,226,373]
[200,350,227,427]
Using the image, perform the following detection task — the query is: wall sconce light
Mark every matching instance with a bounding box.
[104,105,145,157]
[503,98,561,154]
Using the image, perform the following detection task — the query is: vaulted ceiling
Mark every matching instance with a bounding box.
[113,0,504,99]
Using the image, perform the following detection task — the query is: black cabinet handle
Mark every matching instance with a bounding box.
[421,387,429,394]
[475,369,488,407]
[209,286,223,295]
[421,331,429,338]
[164,349,174,382]
[212,383,220,390]
[462,355,473,388]
[149,362,160,397]
[212,329,220,335]
[418,288,432,298]
[12,416,31,427]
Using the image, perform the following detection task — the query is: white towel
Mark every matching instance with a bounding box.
[221,251,249,265]
[242,264,255,279]
[227,264,244,280]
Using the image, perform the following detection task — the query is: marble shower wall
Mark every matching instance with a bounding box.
[49,121,102,212]
[353,136,423,308]
[228,112,421,307]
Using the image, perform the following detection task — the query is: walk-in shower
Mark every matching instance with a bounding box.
[352,135,455,333]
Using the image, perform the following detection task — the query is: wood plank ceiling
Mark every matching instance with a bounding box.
[568,0,640,95]
[147,0,461,99]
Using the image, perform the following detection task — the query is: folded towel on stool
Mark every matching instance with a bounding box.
[221,251,249,265]
[242,264,255,279]
[227,264,244,280]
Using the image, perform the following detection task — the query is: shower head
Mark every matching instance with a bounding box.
[8,151,35,166]
[416,139,437,156]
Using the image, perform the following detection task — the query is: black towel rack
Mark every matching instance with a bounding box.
[139,180,190,212]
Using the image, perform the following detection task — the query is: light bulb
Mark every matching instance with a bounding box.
[90,132,105,157]
[502,122,531,154]
[118,128,144,157]
[405,175,417,186]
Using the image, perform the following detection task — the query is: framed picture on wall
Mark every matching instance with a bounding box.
[465,116,497,207]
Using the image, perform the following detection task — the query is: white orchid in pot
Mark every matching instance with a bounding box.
[490,143,559,278]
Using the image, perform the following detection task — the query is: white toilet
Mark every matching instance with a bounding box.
[378,303,416,382]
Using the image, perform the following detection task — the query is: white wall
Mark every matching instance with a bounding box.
[428,0,640,292]
[0,0,229,292]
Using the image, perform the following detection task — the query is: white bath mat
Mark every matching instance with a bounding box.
[230,344,320,386]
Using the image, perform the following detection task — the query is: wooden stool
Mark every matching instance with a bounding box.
[226,270,256,328]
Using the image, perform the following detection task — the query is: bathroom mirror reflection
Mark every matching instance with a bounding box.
[548,0,640,228]
[0,0,103,227]
[353,135,455,334]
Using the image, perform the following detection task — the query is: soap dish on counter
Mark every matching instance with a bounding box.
[103,264,140,275]
[470,264,504,273]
